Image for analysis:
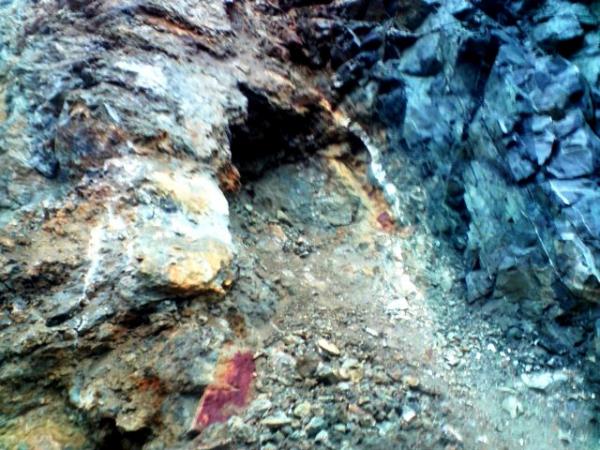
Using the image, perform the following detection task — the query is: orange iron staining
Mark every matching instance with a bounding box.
[192,350,255,431]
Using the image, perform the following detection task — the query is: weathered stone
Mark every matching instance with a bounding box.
[501,395,523,418]
[521,371,568,391]
[533,15,584,53]
[399,32,443,77]
[465,270,494,303]
[262,412,293,429]
[533,1,598,30]
[547,126,600,179]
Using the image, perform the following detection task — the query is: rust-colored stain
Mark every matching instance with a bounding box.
[192,350,255,431]
[136,376,163,393]
[217,162,241,193]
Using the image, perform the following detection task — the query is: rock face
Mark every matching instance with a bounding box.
[1,0,600,447]
[291,0,600,368]
[290,0,600,378]
[0,0,353,447]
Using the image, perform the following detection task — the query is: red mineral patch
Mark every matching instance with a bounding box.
[377,211,395,231]
[192,350,255,431]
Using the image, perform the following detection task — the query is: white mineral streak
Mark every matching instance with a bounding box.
[334,113,402,221]
[80,217,106,302]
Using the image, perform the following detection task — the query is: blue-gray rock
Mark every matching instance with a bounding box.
[547,126,600,179]
[533,14,584,53]
[399,32,443,77]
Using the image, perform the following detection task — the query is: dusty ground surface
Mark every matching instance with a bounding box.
[194,148,600,450]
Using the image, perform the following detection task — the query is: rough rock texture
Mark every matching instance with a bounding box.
[290,0,600,379]
[2,0,600,448]
[0,1,354,447]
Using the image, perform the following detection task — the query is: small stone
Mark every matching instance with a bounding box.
[558,429,572,444]
[316,362,340,383]
[389,369,403,381]
[276,209,293,226]
[0,236,16,250]
[293,402,312,418]
[306,416,327,437]
[386,297,409,312]
[402,407,417,423]
[373,370,389,384]
[521,371,568,391]
[229,416,255,443]
[341,357,360,370]
[333,424,347,433]
[296,355,320,378]
[476,435,489,444]
[445,352,460,367]
[337,381,352,390]
[403,375,420,388]
[314,430,329,443]
[262,412,292,429]
[337,367,351,381]
[248,398,272,416]
[442,424,463,443]
[317,338,341,356]
[283,334,303,345]
[501,396,523,419]
[358,413,375,427]
[289,429,306,441]
[365,327,379,337]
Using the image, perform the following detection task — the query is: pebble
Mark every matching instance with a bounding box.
[442,424,463,443]
[229,416,255,443]
[334,424,347,433]
[317,338,341,356]
[293,402,312,418]
[386,297,409,312]
[306,416,327,437]
[403,375,420,388]
[316,362,340,383]
[501,395,523,419]
[521,371,568,391]
[314,430,329,443]
[0,236,15,250]
[261,412,293,428]
[402,407,417,423]
[296,355,320,378]
[446,352,460,367]
[276,209,293,226]
[365,327,379,337]
[558,429,572,444]
[476,435,489,444]
[248,398,272,416]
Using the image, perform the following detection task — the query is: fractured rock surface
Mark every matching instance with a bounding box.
[292,0,600,375]
[0,0,352,447]
[1,0,600,448]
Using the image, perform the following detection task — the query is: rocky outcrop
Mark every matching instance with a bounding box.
[1,0,600,447]
[0,1,355,447]
[291,0,600,372]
